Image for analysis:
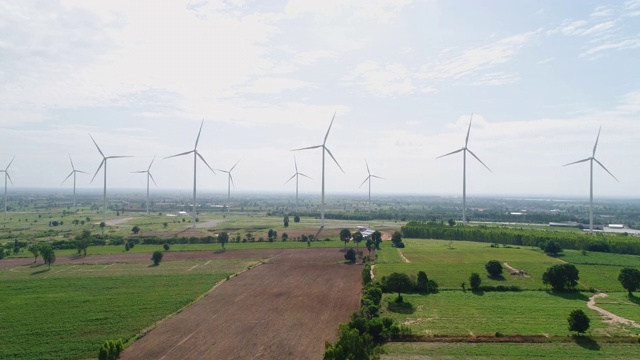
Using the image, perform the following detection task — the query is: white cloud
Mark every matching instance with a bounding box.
[582,37,640,56]
[344,61,416,97]
[284,0,413,22]
[472,72,519,86]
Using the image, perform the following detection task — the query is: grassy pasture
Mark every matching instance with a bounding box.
[0,259,255,360]
[595,292,640,323]
[382,341,640,359]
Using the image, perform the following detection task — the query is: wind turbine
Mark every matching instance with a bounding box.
[437,114,491,224]
[132,156,158,215]
[215,160,240,213]
[359,160,384,210]
[563,126,619,233]
[292,113,344,231]
[61,155,88,210]
[284,155,311,209]
[89,134,132,224]
[164,120,215,227]
[1,156,15,213]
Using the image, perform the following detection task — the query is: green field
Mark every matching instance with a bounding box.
[382,341,640,359]
[0,259,257,360]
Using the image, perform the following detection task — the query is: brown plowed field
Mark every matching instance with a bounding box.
[122,248,362,360]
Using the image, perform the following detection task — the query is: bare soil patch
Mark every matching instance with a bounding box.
[503,262,530,278]
[588,293,640,328]
[122,248,362,360]
[93,217,135,226]
[398,249,410,263]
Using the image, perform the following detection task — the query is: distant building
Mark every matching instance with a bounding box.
[608,224,624,229]
[549,221,580,228]
[356,226,375,238]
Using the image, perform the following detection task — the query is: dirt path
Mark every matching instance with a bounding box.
[93,217,135,226]
[503,262,530,278]
[587,293,640,328]
[122,248,362,360]
[398,249,410,263]
[370,264,376,280]
[194,219,225,228]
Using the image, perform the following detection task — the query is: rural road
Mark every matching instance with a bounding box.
[587,293,640,328]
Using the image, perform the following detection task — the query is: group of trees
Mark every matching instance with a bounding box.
[380,271,439,300]
[390,232,404,248]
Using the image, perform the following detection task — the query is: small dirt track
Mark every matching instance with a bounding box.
[122,248,362,360]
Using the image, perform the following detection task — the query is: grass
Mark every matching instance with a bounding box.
[382,342,640,359]
[0,259,254,360]
[595,292,640,323]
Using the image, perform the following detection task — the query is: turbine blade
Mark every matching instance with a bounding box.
[294,155,298,172]
[563,158,590,167]
[465,113,473,147]
[6,172,13,186]
[76,170,89,174]
[68,154,75,170]
[230,160,240,172]
[106,156,132,159]
[91,160,105,183]
[325,147,344,173]
[148,155,156,171]
[467,149,492,172]
[164,150,194,159]
[284,173,296,185]
[291,145,322,151]
[149,173,158,187]
[371,175,384,180]
[230,174,235,188]
[197,152,215,174]
[594,158,619,182]
[89,134,104,157]
[215,169,229,173]
[365,160,370,176]
[436,148,464,159]
[5,155,16,170]
[299,173,312,179]
[195,119,204,149]
[323,112,336,145]
[593,126,601,157]
[359,177,369,188]
[61,171,74,185]
[131,170,147,173]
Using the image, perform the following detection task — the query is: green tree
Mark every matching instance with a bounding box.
[544,241,562,256]
[618,267,640,296]
[386,272,413,301]
[469,272,482,291]
[131,225,140,234]
[163,243,170,251]
[391,231,404,248]
[485,260,503,278]
[344,248,356,263]
[98,339,123,360]
[568,309,590,335]
[352,231,364,250]
[162,222,168,229]
[282,232,288,241]
[218,232,229,249]
[416,271,429,293]
[76,229,91,256]
[28,244,39,263]
[151,251,163,266]
[323,323,381,360]
[366,238,374,256]
[99,221,106,234]
[340,229,352,249]
[40,244,56,269]
[542,264,579,291]
[283,215,289,228]
[371,231,382,250]
[448,218,456,227]
[294,215,300,223]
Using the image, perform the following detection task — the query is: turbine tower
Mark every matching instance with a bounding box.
[358,160,384,211]
[1,156,15,213]
[61,155,88,210]
[215,160,240,213]
[165,120,215,227]
[292,113,344,231]
[89,134,132,224]
[284,155,311,209]
[437,114,491,224]
[563,126,619,233]
[132,156,158,215]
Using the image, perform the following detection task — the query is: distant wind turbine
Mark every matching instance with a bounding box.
[359,160,384,210]
[215,160,240,213]
[89,134,132,223]
[165,120,215,227]
[132,156,158,215]
[563,126,619,233]
[437,114,492,224]
[284,155,311,209]
[61,154,88,210]
[1,156,15,213]
[292,113,344,232]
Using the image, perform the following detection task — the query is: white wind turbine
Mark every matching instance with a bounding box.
[563,126,619,233]
[284,155,311,209]
[132,156,158,215]
[292,113,344,231]
[89,134,132,223]
[61,154,88,210]
[359,160,384,210]
[1,156,15,213]
[437,114,491,224]
[165,120,215,227]
[215,160,240,213]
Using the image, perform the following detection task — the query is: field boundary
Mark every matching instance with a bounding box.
[390,334,639,344]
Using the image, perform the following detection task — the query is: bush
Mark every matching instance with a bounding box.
[163,243,170,251]
[568,309,590,334]
[485,260,503,277]
[469,272,482,291]
[344,248,356,263]
[98,339,123,360]
[151,251,163,266]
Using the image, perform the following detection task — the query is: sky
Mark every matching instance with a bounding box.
[1,0,639,199]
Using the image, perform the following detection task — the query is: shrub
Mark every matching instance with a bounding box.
[344,248,356,263]
[98,339,123,360]
[151,251,163,266]
[485,260,503,277]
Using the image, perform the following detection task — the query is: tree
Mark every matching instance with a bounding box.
[366,238,374,256]
[294,215,300,223]
[76,229,91,256]
[282,232,288,241]
[386,272,413,301]
[28,244,39,263]
[391,231,404,248]
[568,309,590,335]
[344,248,356,263]
[283,215,289,227]
[40,244,56,269]
[416,271,429,293]
[340,229,352,249]
[618,267,640,296]
[323,323,381,360]
[163,243,170,251]
[98,339,123,360]
[485,260,503,278]
[131,225,140,234]
[469,272,482,291]
[371,231,382,250]
[151,251,163,266]
[162,222,168,229]
[353,231,363,250]
[448,218,456,227]
[99,221,106,234]
[544,241,562,256]
[542,264,579,291]
[218,232,229,249]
